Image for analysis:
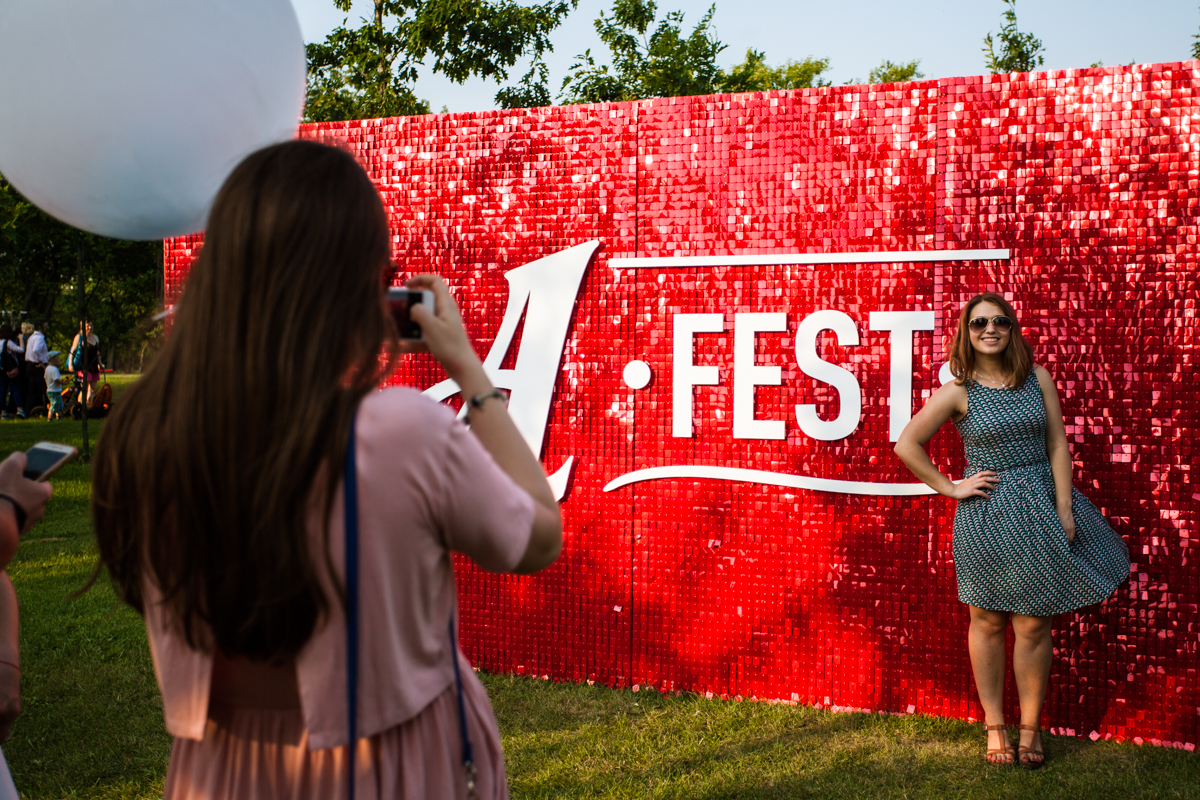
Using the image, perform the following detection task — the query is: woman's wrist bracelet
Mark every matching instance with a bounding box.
[0,494,27,532]
[466,389,507,421]
[469,389,506,410]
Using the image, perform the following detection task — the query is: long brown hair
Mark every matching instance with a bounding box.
[947,293,1034,387]
[92,140,398,660]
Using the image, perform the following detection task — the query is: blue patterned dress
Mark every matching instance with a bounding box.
[952,370,1130,616]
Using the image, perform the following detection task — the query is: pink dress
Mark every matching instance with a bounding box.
[143,388,536,799]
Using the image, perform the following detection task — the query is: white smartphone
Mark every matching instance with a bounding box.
[386,288,436,340]
[23,442,78,481]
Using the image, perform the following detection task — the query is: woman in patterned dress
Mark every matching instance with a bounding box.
[895,293,1129,769]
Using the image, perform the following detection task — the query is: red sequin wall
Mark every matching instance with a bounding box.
[165,63,1199,747]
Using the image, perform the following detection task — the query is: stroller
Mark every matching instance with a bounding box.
[62,372,112,420]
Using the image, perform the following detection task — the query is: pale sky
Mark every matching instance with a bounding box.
[289,0,1200,113]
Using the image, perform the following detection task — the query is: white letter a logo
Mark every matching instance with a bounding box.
[424,241,599,500]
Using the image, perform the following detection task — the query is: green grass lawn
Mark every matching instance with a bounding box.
[1,378,1197,798]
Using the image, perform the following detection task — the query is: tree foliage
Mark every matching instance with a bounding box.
[982,0,1044,74]
[0,179,74,330]
[306,0,576,121]
[720,49,831,93]
[868,59,924,85]
[495,60,552,108]
[557,1,838,104]
[0,175,161,367]
[1193,5,1200,60]
[558,0,726,103]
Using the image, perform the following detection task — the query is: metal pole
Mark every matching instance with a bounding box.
[77,241,89,462]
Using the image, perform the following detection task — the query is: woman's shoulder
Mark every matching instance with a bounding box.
[932,376,969,402]
[1029,364,1058,393]
[357,386,459,441]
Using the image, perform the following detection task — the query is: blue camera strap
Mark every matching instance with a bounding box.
[449,616,477,796]
[343,415,360,800]
[343,411,476,799]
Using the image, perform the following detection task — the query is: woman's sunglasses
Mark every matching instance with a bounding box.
[968,315,1013,333]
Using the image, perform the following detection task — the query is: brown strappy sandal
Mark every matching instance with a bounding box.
[1017,724,1044,770]
[985,723,1015,765]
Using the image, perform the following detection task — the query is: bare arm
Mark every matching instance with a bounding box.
[1036,365,1076,542]
[894,381,998,500]
[0,473,20,744]
[403,275,562,574]
[0,452,53,743]
[0,573,18,744]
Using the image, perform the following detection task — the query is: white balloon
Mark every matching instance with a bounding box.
[0,0,306,240]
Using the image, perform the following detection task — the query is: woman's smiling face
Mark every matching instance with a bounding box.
[968,300,1011,357]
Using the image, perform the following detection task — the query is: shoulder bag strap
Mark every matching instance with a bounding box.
[449,616,477,797]
[344,412,476,799]
[343,414,359,800]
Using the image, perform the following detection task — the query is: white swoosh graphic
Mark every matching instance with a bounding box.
[603,465,938,496]
[609,248,1010,269]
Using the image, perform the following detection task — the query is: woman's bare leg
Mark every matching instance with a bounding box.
[968,605,1012,761]
[1011,613,1051,762]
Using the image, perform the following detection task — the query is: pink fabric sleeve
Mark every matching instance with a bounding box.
[142,581,213,741]
[433,418,535,573]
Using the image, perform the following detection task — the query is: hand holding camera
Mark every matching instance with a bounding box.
[394,275,491,396]
[386,287,436,341]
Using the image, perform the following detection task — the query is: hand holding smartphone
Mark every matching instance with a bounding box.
[22,442,78,482]
[387,288,436,340]
[0,446,59,540]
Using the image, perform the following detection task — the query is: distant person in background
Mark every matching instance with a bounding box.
[69,321,101,404]
[20,322,47,418]
[0,329,23,421]
[15,325,28,419]
[44,353,63,421]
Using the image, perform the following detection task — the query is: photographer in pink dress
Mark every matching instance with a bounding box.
[90,140,562,799]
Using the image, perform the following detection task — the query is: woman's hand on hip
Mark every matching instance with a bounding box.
[1057,506,1076,543]
[947,471,998,501]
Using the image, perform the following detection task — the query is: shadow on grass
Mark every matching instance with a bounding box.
[0,384,1194,800]
[3,410,170,800]
[7,536,170,799]
[485,674,1200,800]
